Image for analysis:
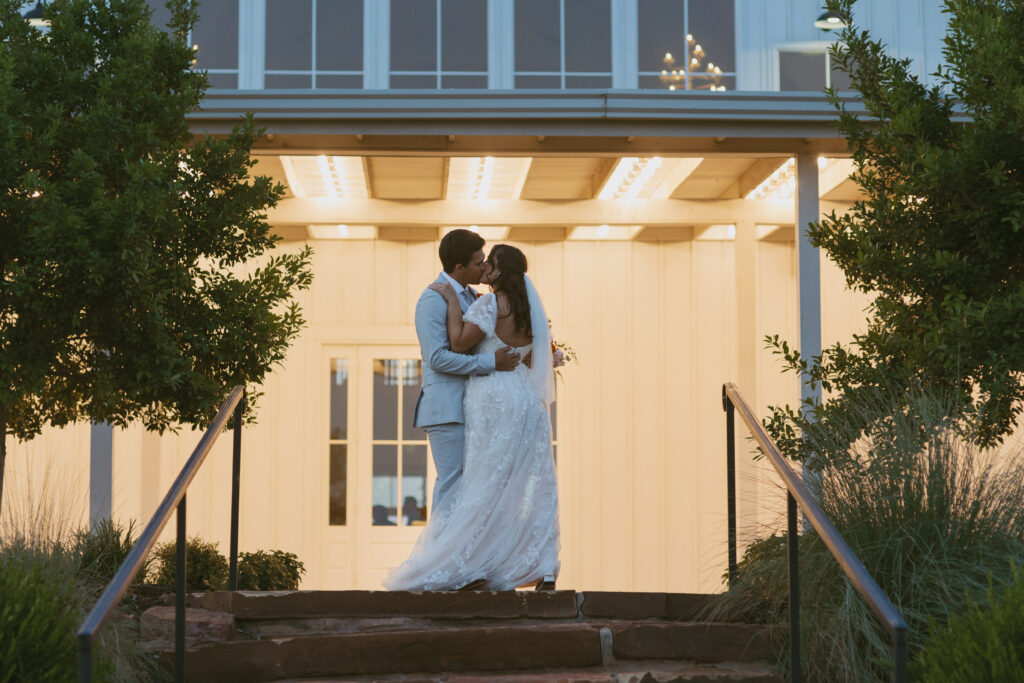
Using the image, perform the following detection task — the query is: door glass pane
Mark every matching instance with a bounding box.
[194,0,239,70]
[391,0,437,71]
[779,52,826,91]
[401,445,429,526]
[329,358,348,439]
[565,76,612,88]
[689,0,735,73]
[441,75,487,89]
[317,75,363,88]
[329,444,347,525]
[390,75,437,89]
[441,0,487,71]
[145,0,173,33]
[565,0,610,73]
[515,0,560,72]
[403,360,425,439]
[373,360,399,440]
[549,401,557,441]
[317,0,363,70]
[207,73,239,89]
[266,0,313,70]
[515,75,561,89]
[372,445,398,525]
[638,0,683,73]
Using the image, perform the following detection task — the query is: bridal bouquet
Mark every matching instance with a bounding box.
[551,339,577,379]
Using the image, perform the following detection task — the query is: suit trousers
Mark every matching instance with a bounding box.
[423,422,465,515]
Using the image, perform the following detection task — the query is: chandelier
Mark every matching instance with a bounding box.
[660,33,726,91]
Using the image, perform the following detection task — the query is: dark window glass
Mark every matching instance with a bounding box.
[372,360,399,439]
[317,0,363,70]
[515,75,561,88]
[391,0,437,71]
[317,75,364,88]
[688,0,735,73]
[565,75,612,88]
[638,0,683,73]
[780,51,826,91]
[372,445,398,525]
[830,57,852,91]
[391,75,437,88]
[207,72,239,89]
[329,358,348,440]
[564,0,610,73]
[515,0,560,72]
[402,360,425,439]
[401,445,429,525]
[266,0,312,70]
[145,0,174,33]
[329,444,347,525]
[550,401,557,441]
[442,0,487,71]
[638,74,667,89]
[441,75,488,88]
[194,0,239,70]
[265,74,313,89]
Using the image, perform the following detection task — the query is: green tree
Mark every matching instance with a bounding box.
[766,0,1024,462]
[0,0,312,509]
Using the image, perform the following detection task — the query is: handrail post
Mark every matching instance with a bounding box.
[787,492,801,683]
[77,634,92,683]
[894,626,908,683]
[175,495,187,683]
[228,389,246,590]
[723,386,737,586]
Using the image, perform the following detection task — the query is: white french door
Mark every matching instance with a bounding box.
[322,344,435,589]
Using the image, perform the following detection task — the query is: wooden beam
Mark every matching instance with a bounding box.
[726,157,789,199]
[272,197,798,227]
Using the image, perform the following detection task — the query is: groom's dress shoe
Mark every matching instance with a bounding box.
[535,575,556,591]
[457,578,487,591]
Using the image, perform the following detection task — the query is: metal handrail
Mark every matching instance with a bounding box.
[722,382,907,683]
[76,386,246,683]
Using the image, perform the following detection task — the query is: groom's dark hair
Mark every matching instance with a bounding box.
[439,229,485,273]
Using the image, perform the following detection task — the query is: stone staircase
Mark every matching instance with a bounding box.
[141,590,781,682]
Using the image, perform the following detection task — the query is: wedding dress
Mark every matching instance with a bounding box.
[383,290,560,591]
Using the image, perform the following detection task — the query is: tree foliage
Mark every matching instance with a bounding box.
[766,0,1024,461]
[0,0,312,505]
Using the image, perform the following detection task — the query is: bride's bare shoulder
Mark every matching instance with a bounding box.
[494,291,512,318]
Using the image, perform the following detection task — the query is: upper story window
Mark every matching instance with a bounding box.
[148,0,239,88]
[514,0,611,88]
[266,0,363,89]
[778,48,851,91]
[390,0,488,89]
[638,0,735,91]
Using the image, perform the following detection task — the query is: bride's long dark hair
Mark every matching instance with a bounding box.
[487,244,531,339]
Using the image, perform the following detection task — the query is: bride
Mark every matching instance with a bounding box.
[383,244,560,591]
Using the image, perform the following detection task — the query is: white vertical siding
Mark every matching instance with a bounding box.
[737,0,949,91]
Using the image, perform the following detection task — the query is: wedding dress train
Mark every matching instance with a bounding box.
[383,292,560,591]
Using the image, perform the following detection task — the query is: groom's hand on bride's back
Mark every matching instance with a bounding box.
[495,347,520,371]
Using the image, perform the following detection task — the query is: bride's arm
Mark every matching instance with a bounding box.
[428,283,485,352]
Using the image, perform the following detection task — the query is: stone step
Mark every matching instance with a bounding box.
[270,665,783,682]
[184,590,728,625]
[172,621,778,682]
[177,623,604,682]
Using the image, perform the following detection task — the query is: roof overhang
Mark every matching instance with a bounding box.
[189,90,869,156]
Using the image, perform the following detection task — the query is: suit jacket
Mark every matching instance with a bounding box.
[413,274,495,427]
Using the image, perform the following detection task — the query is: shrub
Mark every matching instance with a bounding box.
[713,390,1024,682]
[237,550,306,591]
[151,536,228,591]
[74,518,149,587]
[0,540,80,682]
[916,565,1024,682]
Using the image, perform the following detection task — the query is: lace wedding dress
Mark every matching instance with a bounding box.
[383,292,560,591]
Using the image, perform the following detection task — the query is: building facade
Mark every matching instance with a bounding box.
[4,0,943,592]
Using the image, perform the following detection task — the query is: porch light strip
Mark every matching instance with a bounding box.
[473,157,495,200]
[746,157,796,201]
[317,155,337,199]
[598,157,663,200]
[280,156,305,198]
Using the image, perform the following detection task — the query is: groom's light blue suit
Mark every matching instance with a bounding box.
[413,273,495,512]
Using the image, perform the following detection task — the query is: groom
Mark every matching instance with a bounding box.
[413,229,520,515]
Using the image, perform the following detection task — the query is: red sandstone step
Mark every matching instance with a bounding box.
[187,590,579,620]
[178,623,604,682]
